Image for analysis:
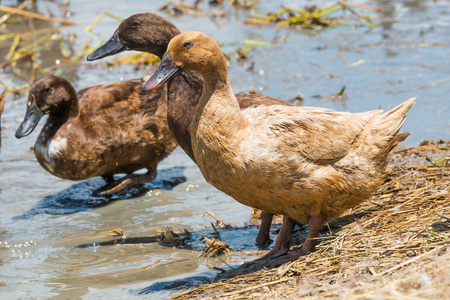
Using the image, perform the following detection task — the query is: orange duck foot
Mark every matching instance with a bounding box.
[93,171,157,196]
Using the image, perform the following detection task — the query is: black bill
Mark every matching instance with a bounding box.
[142,53,180,92]
[86,32,127,61]
[15,101,44,138]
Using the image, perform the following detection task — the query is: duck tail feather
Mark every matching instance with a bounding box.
[352,98,415,163]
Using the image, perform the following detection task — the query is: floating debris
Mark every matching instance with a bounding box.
[0,4,75,25]
[204,211,233,228]
[244,2,381,29]
[0,1,80,94]
[158,1,202,16]
[156,226,181,247]
[229,0,258,9]
[199,236,233,258]
[419,77,450,89]
[100,227,128,238]
[108,53,160,67]
[231,39,274,61]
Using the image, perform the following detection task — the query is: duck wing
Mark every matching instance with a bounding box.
[77,79,165,116]
[73,79,168,142]
[263,107,381,164]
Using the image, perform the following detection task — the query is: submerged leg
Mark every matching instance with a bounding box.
[102,175,115,184]
[253,216,296,262]
[255,212,274,245]
[268,214,323,267]
[94,170,157,196]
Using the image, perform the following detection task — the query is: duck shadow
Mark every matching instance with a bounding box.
[14,166,186,219]
[132,262,269,297]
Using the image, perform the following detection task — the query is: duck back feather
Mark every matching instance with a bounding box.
[351,98,414,164]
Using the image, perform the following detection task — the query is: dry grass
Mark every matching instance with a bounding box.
[174,141,450,299]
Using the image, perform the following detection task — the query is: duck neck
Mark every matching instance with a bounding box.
[51,88,79,124]
[166,70,203,162]
[192,66,245,142]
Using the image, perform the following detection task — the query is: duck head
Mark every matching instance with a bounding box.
[87,13,181,61]
[15,76,77,138]
[143,31,226,92]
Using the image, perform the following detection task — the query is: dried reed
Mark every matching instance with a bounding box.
[174,141,450,299]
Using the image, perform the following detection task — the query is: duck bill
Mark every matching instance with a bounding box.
[86,32,127,61]
[15,101,44,138]
[142,53,180,92]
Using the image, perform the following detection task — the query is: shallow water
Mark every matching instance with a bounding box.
[0,0,449,299]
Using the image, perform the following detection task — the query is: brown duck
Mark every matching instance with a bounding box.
[15,75,177,195]
[144,31,414,265]
[87,13,292,245]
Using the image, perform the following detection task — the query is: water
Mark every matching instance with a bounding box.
[0,0,449,298]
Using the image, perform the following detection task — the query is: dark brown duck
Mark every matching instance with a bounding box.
[15,75,177,195]
[87,13,292,244]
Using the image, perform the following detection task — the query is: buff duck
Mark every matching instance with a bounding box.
[0,90,6,151]
[143,31,414,265]
[15,75,177,196]
[87,13,292,245]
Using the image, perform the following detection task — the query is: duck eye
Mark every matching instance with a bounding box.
[183,41,193,49]
[45,87,51,93]
[131,21,139,28]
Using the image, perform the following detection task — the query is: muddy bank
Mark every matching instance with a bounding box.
[175,141,450,299]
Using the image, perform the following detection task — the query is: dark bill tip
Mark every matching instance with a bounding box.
[15,102,44,139]
[142,53,180,92]
[86,32,127,61]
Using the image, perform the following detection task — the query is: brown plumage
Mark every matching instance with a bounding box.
[15,75,177,195]
[0,89,6,151]
[87,12,292,244]
[144,31,414,265]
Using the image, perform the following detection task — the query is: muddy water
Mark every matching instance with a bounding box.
[0,0,449,298]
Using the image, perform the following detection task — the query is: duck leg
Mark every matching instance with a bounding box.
[255,212,274,245]
[94,169,157,196]
[253,216,296,262]
[268,214,323,267]
[102,175,115,184]
[300,214,322,254]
